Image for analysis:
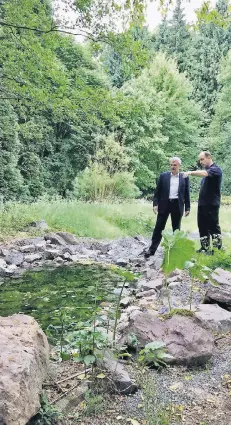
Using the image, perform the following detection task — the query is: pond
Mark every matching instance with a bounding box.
[0,263,135,334]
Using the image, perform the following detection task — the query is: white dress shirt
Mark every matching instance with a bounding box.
[169,173,179,199]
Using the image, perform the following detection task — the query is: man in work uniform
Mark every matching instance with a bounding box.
[144,156,190,259]
[183,151,222,254]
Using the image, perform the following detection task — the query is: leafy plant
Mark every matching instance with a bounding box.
[184,259,212,309]
[28,393,61,425]
[82,391,105,417]
[161,230,195,311]
[66,325,109,367]
[138,341,173,368]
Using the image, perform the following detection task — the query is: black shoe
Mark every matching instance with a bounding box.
[144,250,155,259]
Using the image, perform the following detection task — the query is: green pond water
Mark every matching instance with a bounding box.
[0,264,135,334]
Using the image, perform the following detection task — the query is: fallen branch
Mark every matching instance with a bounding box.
[56,368,91,385]
[50,383,79,405]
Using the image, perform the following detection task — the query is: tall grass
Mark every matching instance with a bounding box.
[0,200,230,240]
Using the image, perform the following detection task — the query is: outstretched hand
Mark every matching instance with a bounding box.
[153,206,158,214]
[182,171,191,178]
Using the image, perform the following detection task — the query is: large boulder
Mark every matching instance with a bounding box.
[204,268,231,311]
[0,314,49,425]
[118,311,214,366]
[194,304,231,332]
[204,284,231,311]
[211,268,231,286]
[44,232,79,246]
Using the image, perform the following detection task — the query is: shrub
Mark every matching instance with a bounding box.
[73,163,139,201]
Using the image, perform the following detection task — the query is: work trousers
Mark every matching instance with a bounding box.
[197,205,222,250]
[150,199,182,254]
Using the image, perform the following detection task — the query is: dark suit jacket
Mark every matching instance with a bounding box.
[153,172,190,216]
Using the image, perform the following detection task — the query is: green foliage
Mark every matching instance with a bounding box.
[155,0,231,119]
[210,51,231,194]
[162,230,195,275]
[101,26,155,88]
[0,100,24,201]
[83,392,105,417]
[138,341,173,367]
[28,393,61,425]
[74,136,140,201]
[65,325,109,365]
[161,308,195,320]
[194,248,231,272]
[119,53,202,190]
[155,0,191,74]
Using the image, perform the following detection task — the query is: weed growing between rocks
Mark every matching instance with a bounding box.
[160,308,195,321]
[27,394,62,425]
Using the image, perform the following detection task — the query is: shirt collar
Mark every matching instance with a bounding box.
[171,172,179,177]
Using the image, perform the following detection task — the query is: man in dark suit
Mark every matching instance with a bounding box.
[144,157,190,258]
[183,151,222,254]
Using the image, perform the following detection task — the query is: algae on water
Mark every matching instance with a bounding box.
[0,264,134,331]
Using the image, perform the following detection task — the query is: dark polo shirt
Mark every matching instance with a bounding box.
[198,163,222,206]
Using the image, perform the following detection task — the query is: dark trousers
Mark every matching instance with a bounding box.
[150,200,182,254]
[197,205,222,249]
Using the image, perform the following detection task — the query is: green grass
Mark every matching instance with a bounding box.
[0,200,230,240]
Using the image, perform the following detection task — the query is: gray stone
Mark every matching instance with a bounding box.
[142,278,164,291]
[116,258,128,267]
[44,248,61,260]
[113,287,130,297]
[168,281,181,289]
[34,241,46,251]
[61,245,77,255]
[0,248,10,257]
[56,231,79,245]
[195,304,231,332]
[108,237,145,263]
[0,267,7,277]
[44,233,67,245]
[97,350,137,395]
[120,297,132,308]
[138,295,158,308]
[19,245,36,253]
[211,268,231,286]
[131,257,145,266]
[5,252,24,266]
[136,289,156,298]
[0,259,7,268]
[69,254,82,262]
[61,252,72,260]
[0,314,49,425]
[137,279,149,290]
[24,253,42,263]
[146,269,158,280]
[55,257,65,264]
[4,264,18,276]
[125,306,141,314]
[204,284,231,311]
[119,311,214,366]
[167,275,182,284]
[168,268,183,278]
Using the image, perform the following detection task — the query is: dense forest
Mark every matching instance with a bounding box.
[1,0,231,201]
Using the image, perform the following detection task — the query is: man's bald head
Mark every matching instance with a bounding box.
[198,151,213,168]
